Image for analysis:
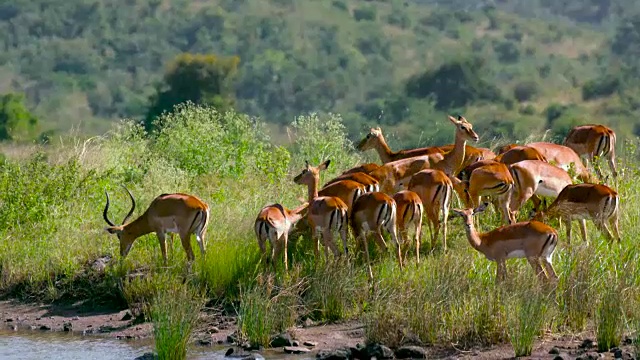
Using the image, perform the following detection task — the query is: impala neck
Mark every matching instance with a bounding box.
[462,221,483,251]
[306,180,319,204]
[289,203,308,223]
[374,136,395,163]
[122,213,153,238]
[442,133,467,176]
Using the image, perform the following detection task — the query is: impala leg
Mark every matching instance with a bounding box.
[387,222,403,269]
[442,204,449,253]
[156,231,168,266]
[496,260,507,283]
[593,218,615,243]
[578,219,588,245]
[322,229,340,259]
[339,217,349,257]
[563,218,572,246]
[415,217,422,264]
[180,232,195,263]
[541,257,558,282]
[527,257,547,282]
[610,215,621,243]
[283,233,289,271]
[607,152,618,178]
[360,232,373,280]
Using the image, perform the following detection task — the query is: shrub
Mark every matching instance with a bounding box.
[353,7,376,21]
[494,40,520,63]
[513,81,540,102]
[582,76,621,101]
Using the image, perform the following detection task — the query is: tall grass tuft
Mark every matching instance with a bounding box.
[596,288,622,352]
[506,290,548,357]
[147,278,205,360]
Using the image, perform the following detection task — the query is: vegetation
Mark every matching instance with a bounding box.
[0,104,639,358]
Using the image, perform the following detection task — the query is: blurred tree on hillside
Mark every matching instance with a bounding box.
[611,13,640,79]
[0,93,38,141]
[144,53,240,132]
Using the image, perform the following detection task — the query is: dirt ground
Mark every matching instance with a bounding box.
[0,299,637,359]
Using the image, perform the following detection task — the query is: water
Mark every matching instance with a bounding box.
[0,330,314,360]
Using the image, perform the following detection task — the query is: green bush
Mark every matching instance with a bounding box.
[513,81,540,102]
[582,76,621,101]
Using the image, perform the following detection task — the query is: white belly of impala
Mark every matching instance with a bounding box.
[505,249,526,259]
[537,184,560,197]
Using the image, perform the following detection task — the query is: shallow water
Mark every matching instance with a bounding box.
[0,330,313,359]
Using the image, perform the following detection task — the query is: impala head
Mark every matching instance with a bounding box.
[497,143,518,155]
[451,202,489,225]
[294,159,331,186]
[448,115,479,142]
[357,127,384,151]
[103,186,137,259]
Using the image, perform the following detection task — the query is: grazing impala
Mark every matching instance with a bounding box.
[318,179,367,211]
[496,145,547,165]
[350,192,402,279]
[103,188,210,264]
[506,142,593,182]
[407,169,453,251]
[393,190,424,263]
[535,183,620,245]
[294,160,349,260]
[323,171,380,193]
[367,115,479,193]
[564,124,618,179]
[356,126,491,170]
[255,202,309,271]
[509,160,573,219]
[467,162,516,224]
[452,203,559,283]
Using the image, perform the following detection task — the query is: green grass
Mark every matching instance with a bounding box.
[0,103,639,354]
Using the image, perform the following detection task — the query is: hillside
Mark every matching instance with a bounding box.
[0,0,637,147]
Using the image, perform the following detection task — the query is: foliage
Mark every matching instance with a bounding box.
[144,53,240,132]
[513,81,540,102]
[582,76,621,100]
[0,93,38,141]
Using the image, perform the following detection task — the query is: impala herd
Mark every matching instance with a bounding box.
[101,116,621,283]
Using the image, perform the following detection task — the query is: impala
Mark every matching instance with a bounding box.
[341,162,381,176]
[564,124,618,179]
[294,160,349,260]
[350,192,402,279]
[496,145,547,165]
[535,183,620,244]
[393,190,424,263]
[323,171,380,193]
[356,126,491,170]
[103,188,210,264]
[255,201,309,271]
[318,179,367,211]
[452,203,559,283]
[509,160,573,219]
[407,169,453,251]
[466,162,516,224]
[367,115,479,193]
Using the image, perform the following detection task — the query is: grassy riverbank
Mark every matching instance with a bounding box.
[0,104,639,356]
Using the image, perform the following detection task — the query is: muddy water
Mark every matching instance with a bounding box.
[0,330,313,359]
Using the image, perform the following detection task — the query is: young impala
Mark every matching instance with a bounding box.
[103,187,210,265]
[535,183,620,245]
[255,201,309,271]
[393,190,424,263]
[501,142,593,182]
[323,171,380,193]
[452,203,559,283]
[350,192,402,279]
[564,124,618,179]
[294,160,349,261]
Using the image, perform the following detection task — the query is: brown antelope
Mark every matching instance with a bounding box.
[407,169,453,251]
[522,142,592,182]
[356,126,490,171]
[535,183,620,245]
[452,203,559,283]
[318,179,367,212]
[323,171,380,193]
[393,190,424,263]
[350,192,402,279]
[294,160,350,260]
[564,124,618,179]
[366,115,479,193]
[467,162,516,224]
[508,160,573,218]
[255,202,309,271]
[496,145,547,165]
[103,188,210,264]
[341,162,381,176]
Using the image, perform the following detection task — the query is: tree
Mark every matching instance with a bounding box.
[144,53,240,132]
[0,93,38,141]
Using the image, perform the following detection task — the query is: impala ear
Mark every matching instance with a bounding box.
[451,209,465,217]
[104,226,120,234]
[473,202,489,214]
[305,160,310,169]
[319,159,331,170]
[448,115,460,124]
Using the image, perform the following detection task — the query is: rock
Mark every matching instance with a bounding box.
[35,317,41,321]
[72,316,80,321]
[553,355,570,360]
[303,341,317,347]
[613,348,623,359]
[284,346,311,354]
[303,318,314,328]
[99,325,116,333]
[549,347,561,354]
[269,333,293,347]
[5,317,13,322]
[316,348,351,360]
[291,340,300,347]
[121,312,133,321]
[39,325,51,331]
[224,348,265,359]
[198,338,212,346]
[8,324,17,331]
[227,331,239,344]
[395,346,428,359]
[63,322,72,332]
[134,353,157,360]
[582,352,604,360]
[90,255,112,272]
[362,343,393,359]
[208,326,220,334]
[580,339,595,349]
[225,348,234,357]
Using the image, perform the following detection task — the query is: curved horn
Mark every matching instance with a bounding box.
[121,186,136,224]
[103,191,116,227]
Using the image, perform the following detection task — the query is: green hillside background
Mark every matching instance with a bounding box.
[1,0,640,147]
